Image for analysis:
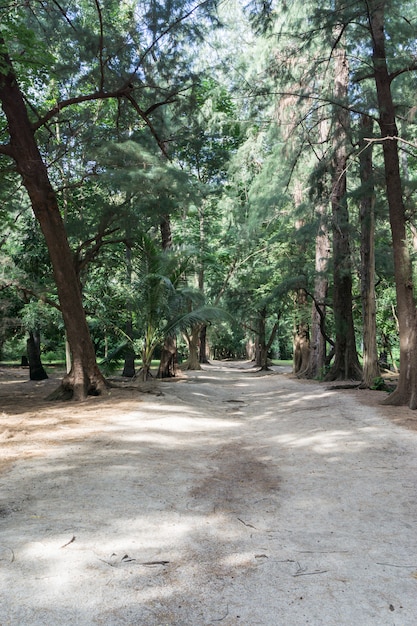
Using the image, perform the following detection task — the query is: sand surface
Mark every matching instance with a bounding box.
[1,361,417,625]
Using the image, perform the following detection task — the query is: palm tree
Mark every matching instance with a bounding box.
[103,233,226,381]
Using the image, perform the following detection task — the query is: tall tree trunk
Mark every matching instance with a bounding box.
[255,308,269,370]
[304,117,331,380]
[368,2,417,407]
[325,29,362,381]
[122,246,136,378]
[199,324,209,364]
[0,46,107,400]
[292,185,311,375]
[26,330,48,381]
[304,202,330,379]
[359,114,380,388]
[293,289,310,375]
[157,215,177,378]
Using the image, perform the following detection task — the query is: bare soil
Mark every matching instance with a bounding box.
[1,361,417,625]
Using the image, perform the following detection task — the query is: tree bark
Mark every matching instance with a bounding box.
[199,324,210,363]
[184,325,202,370]
[157,215,178,378]
[359,114,380,388]
[255,308,270,370]
[368,2,417,407]
[293,289,310,375]
[26,330,48,381]
[324,29,362,381]
[0,46,107,400]
[292,186,311,376]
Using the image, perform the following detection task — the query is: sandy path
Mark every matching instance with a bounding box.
[1,362,417,625]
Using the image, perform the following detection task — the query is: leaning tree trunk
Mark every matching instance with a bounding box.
[359,114,380,388]
[27,330,48,381]
[0,46,107,400]
[325,28,362,381]
[368,2,417,408]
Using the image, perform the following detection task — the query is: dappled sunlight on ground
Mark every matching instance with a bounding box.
[1,363,417,624]
[274,429,369,454]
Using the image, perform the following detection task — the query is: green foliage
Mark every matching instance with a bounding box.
[370,376,389,392]
[1,0,413,376]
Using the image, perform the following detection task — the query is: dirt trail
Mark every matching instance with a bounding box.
[1,361,417,625]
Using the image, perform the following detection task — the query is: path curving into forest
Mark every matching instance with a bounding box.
[1,361,417,625]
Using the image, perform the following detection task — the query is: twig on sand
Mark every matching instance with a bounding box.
[60,535,76,548]
[237,517,257,529]
[293,561,328,577]
[376,562,417,568]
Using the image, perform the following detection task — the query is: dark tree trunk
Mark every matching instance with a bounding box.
[157,215,178,378]
[26,330,48,381]
[199,324,210,364]
[368,2,417,407]
[325,30,362,381]
[255,308,269,370]
[359,114,380,388]
[157,336,177,378]
[0,46,107,400]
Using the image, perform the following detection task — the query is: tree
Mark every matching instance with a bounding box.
[358,114,380,387]
[324,20,362,381]
[366,0,417,407]
[0,50,108,399]
[0,0,218,399]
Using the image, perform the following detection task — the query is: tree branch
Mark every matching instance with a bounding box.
[0,143,15,157]
[32,85,134,131]
[390,63,417,82]
[303,288,334,347]
[124,92,171,159]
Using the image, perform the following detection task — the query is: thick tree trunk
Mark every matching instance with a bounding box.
[26,330,48,381]
[368,3,417,407]
[325,31,362,381]
[184,325,202,370]
[255,308,269,370]
[157,336,177,378]
[359,114,380,388]
[0,47,107,400]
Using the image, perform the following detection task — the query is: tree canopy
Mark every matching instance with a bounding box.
[1,0,417,406]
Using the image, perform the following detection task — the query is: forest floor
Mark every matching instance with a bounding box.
[1,361,417,625]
